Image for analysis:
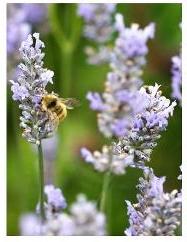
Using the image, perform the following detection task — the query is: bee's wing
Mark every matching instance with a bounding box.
[60,98,81,109]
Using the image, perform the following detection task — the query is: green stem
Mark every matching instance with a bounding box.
[38,142,46,221]
[48,4,66,46]
[49,3,82,96]
[11,101,21,159]
[61,43,73,96]
[100,171,111,213]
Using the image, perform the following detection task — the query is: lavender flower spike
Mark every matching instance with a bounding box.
[81,145,133,175]
[125,168,181,236]
[20,185,74,236]
[114,84,176,168]
[20,214,41,235]
[10,33,56,144]
[78,3,116,43]
[77,3,116,65]
[69,194,106,235]
[20,191,106,235]
[115,13,155,58]
[7,4,47,55]
[87,15,155,138]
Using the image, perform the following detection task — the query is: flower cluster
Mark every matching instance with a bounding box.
[44,185,67,213]
[113,84,176,168]
[20,184,69,236]
[87,14,155,138]
[68,194,106,235]
[20,187,106,236]
[7,3,47,55]
[84,45,112,65]
[81,146,133,175]
[10,33,56,144]
[77,3,116,65]
[125,168,181,236]
[77,3,116,43]
[82,14,156,174]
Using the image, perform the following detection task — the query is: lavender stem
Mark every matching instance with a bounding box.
[38,142,46,221]
[100,170,111,214]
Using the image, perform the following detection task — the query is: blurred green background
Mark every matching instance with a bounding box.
[7,3,182,235]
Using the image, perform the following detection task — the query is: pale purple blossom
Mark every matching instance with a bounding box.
[10,81,29,101]
[125,168,181,236]
[20,4,47,24]
[7,20,31,55]
[77,3,116,64]
[78,3,116,43]
[7,3,47,55]
[81,146,133,175]
[87,15,155,138]
[125,201,144,236]
[115,13,155,58]
[77,4,96,21]
[114,84,176,168]
[20,212,75,236]
[9,33,56,144]
[45,185,67,212]
[86,92,106,111]
[20,214,41,236]
[20,192,106,235]
[84,46,112,65]
[69,194,106,235]
[171,55,181,104]
[82,14,156,175]
[80,148,95,163]
[111,118,130,137]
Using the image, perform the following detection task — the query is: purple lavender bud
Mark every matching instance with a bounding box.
[171,55,181,104]
[7,4,47,55]
[114,84,176,167]
[86,92,106,111]
[111,118,130,137]
[81,145,133,175]
[132,117,144,131]
[10,80,29,101]
[115,13,155,58]
[125,168,181,236]
[20,4,47,24]
[148,175,165,197]
[20,192,106,235]
[78,3,116,43]
[20,214,41,235]
[45,184,67,211]
[77,3,96,21]
[125,200,144,236]
[80,148,95,163]
[7,20,31,55]
[69,194,106,235]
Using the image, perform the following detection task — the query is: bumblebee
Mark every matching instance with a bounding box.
[41,93,80,127]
